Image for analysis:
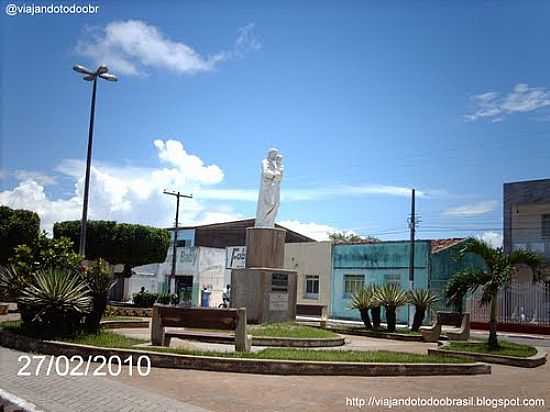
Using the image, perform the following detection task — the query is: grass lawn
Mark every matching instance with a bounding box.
[67,331,466,363]
[1,321,467,363]
[250,322,338,339]
[444,340,537,358]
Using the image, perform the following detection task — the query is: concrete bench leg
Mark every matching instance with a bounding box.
[235,308,250,352]
[151,305,164,346]
[420,323,441,342]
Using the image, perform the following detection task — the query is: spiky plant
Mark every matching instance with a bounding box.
[18,268,92,337]
[79,259,115,332]
[373,283,408,332]
[350,287,375,329]
[446,238,542,349]
[407,289,440,331]
[0,265,29,301]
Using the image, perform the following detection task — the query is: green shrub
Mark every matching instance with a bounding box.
[79,259,115,332]
[0,206,40,264]
[132,289,158,307]
[53,220,170,276]
[10,232,81,276]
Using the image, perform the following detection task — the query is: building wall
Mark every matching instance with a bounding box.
[284,241,332,312]
[128,246,225,307]
[430,244,486,312]
[503,178,550,257]
[331,241,430,323]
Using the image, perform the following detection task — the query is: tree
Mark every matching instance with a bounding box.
[408,289,439,331]
[445,238,542,349]
[0,206,40,264]
[329,232,379,243]
[53,220,170,276]
[373,283,409,332]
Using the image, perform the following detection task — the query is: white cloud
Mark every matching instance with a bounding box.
[13,170,57,186]
[278,220,340,241]
[477,231,503,248]
[0,140,224,233]
[197,184,421,202]
[76,20,260,76]
[466,83,550,121]
[444,200,497,216]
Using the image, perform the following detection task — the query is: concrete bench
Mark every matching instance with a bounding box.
[151,304,251,352]
[420,311,470,342]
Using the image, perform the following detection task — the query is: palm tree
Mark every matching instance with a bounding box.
[349,285,379,328]
[445,238,542,349]
[408,289,439,331]
[373,283,409,332]
[350,287,374,329]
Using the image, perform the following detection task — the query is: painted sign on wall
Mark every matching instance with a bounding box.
[225,246,246,269]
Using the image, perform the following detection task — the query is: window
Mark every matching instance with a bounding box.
[384,274,401,286]
[304,275,319,299]
[542,215,550,240]
[343,274,364,298]
[175,239,187,248]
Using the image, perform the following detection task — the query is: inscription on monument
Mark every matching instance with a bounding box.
[271,273,288,292]
[269,293,289,311]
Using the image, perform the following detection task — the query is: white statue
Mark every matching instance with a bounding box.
[255,148,284,228]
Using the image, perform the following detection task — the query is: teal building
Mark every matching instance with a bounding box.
[330,239,481,324]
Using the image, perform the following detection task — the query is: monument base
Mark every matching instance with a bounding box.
[231,268,297,324]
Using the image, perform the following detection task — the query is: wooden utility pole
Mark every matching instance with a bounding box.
[163,190,193,294]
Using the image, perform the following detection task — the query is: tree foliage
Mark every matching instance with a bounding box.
[445,238,542,348]
[0,206,40,264]
[53,220,170,275]
[329,232,379,243]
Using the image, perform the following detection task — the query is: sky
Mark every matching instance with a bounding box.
[1,1,549,244]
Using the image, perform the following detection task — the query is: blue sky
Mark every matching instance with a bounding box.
[1,1,549,242]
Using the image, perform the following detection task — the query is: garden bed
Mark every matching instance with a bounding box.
[428,341,546,368]
[0,324,491,376]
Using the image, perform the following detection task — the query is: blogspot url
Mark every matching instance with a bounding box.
[5,3,99,16]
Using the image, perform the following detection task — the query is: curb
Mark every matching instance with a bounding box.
[0,330,491,377]
[428,343,547,368]
[320,326,424,342]
[0,387,44,412]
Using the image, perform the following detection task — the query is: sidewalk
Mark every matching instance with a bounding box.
[0,346,210,412]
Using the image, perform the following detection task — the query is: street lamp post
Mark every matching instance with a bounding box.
[73,64,117,258]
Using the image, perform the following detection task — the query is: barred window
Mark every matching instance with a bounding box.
[344,274,364,298]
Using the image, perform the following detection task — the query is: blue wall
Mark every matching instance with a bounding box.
[331,241,431,323]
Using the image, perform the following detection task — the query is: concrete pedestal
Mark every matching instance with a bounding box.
[245,227,286,268]
[231,227,297,324]
[231,268,297,324]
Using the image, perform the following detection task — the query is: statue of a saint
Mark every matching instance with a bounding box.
[255,148,284,228]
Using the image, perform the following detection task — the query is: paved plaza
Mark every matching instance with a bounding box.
[1,319,549,412]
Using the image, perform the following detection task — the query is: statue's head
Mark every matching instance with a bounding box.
[275,154,283,166]
[267,148,279,161]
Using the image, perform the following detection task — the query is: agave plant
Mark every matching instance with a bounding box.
[18,268,92,337]
[79,259,115,332]
[350,287,375,329]
[373,283,408,332]
[0,265,30,301]
[407,288,439,331]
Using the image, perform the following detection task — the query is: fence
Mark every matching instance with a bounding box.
[465,279,550,327]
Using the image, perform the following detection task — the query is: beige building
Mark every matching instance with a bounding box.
[284,241,332,316]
